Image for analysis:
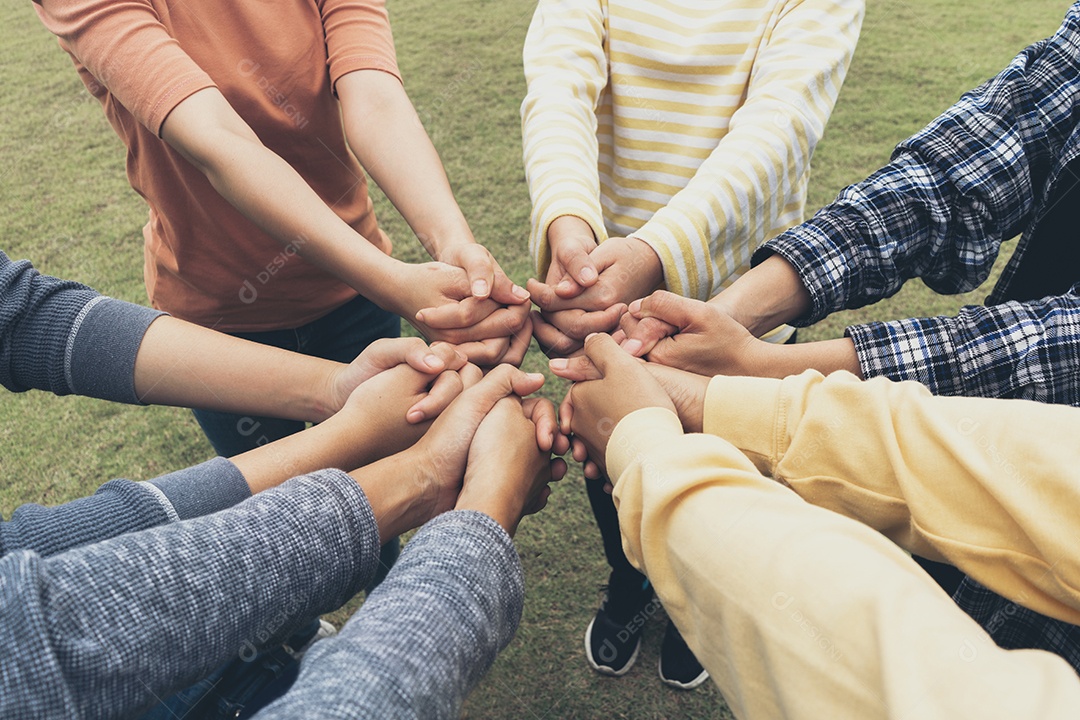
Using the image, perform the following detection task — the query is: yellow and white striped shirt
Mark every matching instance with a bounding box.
[522,0,863,303]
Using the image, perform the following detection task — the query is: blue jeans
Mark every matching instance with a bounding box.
[192,293,401,457]
[146,295,401,719]
[137,622,323,720]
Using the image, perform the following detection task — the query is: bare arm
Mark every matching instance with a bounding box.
[159,88,403,311]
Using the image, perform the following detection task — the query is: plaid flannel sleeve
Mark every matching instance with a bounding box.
[846,287,1080,402]
[753,4,1080,399]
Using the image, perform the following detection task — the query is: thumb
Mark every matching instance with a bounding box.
[581,332,638,377]
[630,290,700,331]
[560,243,599,288]
[459,245,496,300]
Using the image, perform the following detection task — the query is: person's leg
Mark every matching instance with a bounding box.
[583,476,656,676]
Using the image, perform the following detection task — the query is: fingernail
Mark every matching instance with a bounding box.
[527,372,545,382]
[556,280,573,293]
[472,280,489,296]
[408,410,425,422]
[424,354,443,369]
[580,267,597,283]
[549,358,569,370]
[628,299,642,313]
[415,310,426,322]
[512,284,530,300]
[623,339,643,356]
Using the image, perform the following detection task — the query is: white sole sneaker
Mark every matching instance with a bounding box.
[584,617,640,677]
[658,656,710,690]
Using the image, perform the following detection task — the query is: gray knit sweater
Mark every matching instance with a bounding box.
[0,252,526,718]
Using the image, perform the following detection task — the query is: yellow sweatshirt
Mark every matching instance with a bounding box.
[606,371,1080,719]
[522,0,863,302]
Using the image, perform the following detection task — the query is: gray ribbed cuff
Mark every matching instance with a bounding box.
[67,298,165,404]
[146,457,252,521]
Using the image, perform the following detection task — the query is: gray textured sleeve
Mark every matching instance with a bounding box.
[0,250,164,402]
[0,478,174,559]
[0,468,380,720]
[257,509,524,720]
[147,456,252,520]
[0,458,253,560]
[67,296,164,404]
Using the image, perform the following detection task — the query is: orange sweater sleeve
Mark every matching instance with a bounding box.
[34,0,215,136]
[319,0,401,90]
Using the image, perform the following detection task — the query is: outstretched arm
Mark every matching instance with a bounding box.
[606,405,1080,720]
[258,392,564,719]
[0,470,384,719]
[1,249,463,422]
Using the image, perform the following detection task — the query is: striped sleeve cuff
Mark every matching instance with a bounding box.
[67,298,166,404]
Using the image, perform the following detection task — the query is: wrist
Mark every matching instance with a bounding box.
[719,255,811,336]
[625,236,665,294]
[352,448,435,540]
[547,214,596,245]
[308,362,348,423]
[424,227,477,263]
[454,485,521,536]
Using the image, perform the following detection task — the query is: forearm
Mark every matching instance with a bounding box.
[338,71,473,259]
[702,370,1080,625]
[134,316,342,422]
[160,89,402,311]
[711,254,812,336]
[2,471,380,719]
[231,408,407,496]
[606,408,1080,720]
[256,510,523,720]
[750,337,861,379]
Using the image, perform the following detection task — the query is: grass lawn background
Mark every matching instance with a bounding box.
[0,0,1071,717]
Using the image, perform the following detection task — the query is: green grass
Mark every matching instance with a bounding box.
[0,0,1071,717]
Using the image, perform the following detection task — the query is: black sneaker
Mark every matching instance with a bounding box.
[584,571,655,676]
[658,620,709,690]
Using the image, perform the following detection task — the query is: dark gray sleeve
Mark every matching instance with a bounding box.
[257,510,524,720]
[0,250,163,403]
[0,468,380,720]
[0,458,252,559]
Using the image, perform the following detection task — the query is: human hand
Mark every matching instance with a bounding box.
[551,353,709,434]
[543,215,599,297]
[527,236,663,357]
[437,241,530,306]
[324,338,467,423]
[617,291,765,376]
[336,355,483,461]
[388,260,532,366]
[554,334,675,479]
[456,396,569,535]
[406,365,548,523]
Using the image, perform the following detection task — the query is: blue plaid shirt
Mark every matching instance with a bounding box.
[758,3,1080,405]
[757,3,1080,673]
